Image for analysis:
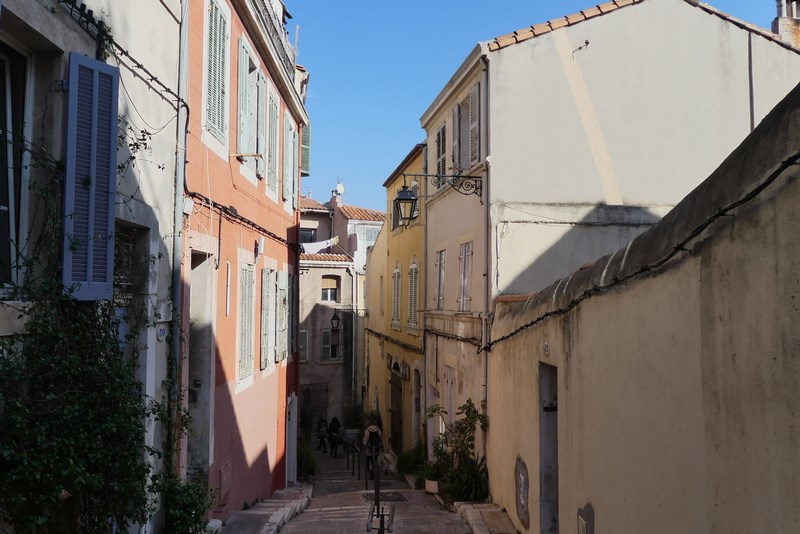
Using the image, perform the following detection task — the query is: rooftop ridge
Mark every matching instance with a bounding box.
[486,0,794,53]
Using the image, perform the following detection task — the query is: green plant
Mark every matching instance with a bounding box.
[425,398,489,503]
[396,440,426,476]
[297,435,317,478]
[150,473,215,534]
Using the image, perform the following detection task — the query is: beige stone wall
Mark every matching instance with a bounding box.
[487,82,800,533]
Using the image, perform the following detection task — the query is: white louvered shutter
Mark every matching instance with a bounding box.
[260,267,271,370]
[469,84,480,166]
[277,270,288,360]
[267,93,279,192]
[408,263,418,328]
[206,0,227,141]
[237,40,249,154]
[239,264,255,380]
[256,73,266,177]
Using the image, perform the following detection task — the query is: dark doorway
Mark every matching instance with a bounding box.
[539,362,558,534]
[391,364,403,454]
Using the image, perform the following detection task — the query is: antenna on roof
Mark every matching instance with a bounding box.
[335,183,345,195]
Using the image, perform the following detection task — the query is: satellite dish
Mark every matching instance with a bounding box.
[335,183,346,195]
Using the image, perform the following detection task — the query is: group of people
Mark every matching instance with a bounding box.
[316,415,384,479]
[316,416,345,458]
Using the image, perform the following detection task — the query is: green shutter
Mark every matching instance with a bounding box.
[300,123,311,177]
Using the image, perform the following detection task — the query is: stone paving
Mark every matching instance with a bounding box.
[219,448,517,534]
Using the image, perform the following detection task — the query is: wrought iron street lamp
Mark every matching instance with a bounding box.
[393,184,418,227]
[393,172,483,224]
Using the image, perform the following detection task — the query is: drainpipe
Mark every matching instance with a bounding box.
[170,0,189,450]
[348,263,357,406]
[480,53,490,455]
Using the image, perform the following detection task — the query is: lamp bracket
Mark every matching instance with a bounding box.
[402,173,482,198]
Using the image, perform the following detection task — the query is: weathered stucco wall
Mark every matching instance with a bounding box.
[487,80,800,533]
[487,0,800,296]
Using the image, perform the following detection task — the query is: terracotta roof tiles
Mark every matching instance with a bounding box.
[486,0,795,53]
[339,205,385,222]
[300,253,352,263]
[299,195,328,211]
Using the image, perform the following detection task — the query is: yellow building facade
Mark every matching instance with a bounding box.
[364,144,426,455]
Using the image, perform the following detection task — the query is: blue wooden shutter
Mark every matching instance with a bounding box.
[63,52,119,301]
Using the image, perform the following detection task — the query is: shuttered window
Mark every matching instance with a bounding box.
[434,250,446,310]
[63,52,119,301]
[237,39,266,177]
[283,113,292,202]
[277,270,288,361]
[458,241,473,312]
[300,123,311,177]
[320,328,331,360]
[239,264,255,381]
[435,124,446,180]
[407,261,419,329]
[267,91,279,192]
[468,84,480,166]
[392,264,401,328]
[260,267,273,370]
[206,0,228,142]
[299,329,308,362]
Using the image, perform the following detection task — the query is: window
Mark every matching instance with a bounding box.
[63,52,120,301]
[238,264,255,382]
[452,84,480,171]
[435,124,447,179]
[392,264,401,328]
[237,39,265,176]
[0,45,26,289]
[267,90,279,192]
[321,275,339,302]
[320,328,331,360]
[379,275,384,317]
[434,250,446,310]
[283,112,298,208]
[260,268,274,370]
[298,329,308,362]
[277,270,288,362]
[407,261,419,328]
[205,0,228,142]
[458,241,473,312]
[299,228,316,243]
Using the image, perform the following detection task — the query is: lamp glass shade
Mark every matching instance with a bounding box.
[330,312,340,330]
[394,185,418,226]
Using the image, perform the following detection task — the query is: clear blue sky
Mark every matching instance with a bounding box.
[289,1,777,212]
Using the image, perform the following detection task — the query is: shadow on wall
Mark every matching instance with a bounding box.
[184,259,283,521]
[502,204,662,296]
[298,303,355,438]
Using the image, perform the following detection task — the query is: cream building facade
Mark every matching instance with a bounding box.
[364,144,426,455]
[419,0,800,459]
[487,73,800,534]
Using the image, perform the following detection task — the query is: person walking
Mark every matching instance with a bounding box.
[328,416,342,458]
[362,418,382,479]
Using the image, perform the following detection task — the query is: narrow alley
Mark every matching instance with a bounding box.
[221,449,516,533]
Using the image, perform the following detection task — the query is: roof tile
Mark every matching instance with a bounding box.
[531,22,552,36]
[615,0,635,7]
[300,253,352,263]
[582,6,602,19]
[494,33,518,48]
[565,13,586,25]
[598,1,620,14]
[514,27,535,43]
[549,18,569,30]
[339,205,385,222]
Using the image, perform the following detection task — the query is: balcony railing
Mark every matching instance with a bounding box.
[251,0,296,82]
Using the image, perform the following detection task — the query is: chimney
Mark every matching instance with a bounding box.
[773,1,800,48]
[330,188,342,208]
